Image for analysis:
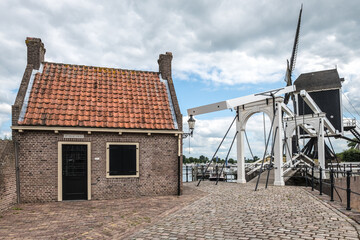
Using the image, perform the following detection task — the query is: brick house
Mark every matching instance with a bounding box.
[11,37,183,203]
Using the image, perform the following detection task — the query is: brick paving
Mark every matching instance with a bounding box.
[0,186,206,239]
[0,182,359,239]
[130,182,360,239]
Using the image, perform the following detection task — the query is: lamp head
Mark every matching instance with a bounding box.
[187,115,196,134]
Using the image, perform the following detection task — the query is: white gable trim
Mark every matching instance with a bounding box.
[18,64,44,122]
[160,77,178,129]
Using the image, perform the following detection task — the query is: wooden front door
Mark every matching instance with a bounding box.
[62,144,87,200]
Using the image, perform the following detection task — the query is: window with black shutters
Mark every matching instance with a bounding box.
[106,143,139,178]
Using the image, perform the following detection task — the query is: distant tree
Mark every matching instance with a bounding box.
[228,158,235,164]
[183,155,189,164]
[347,138,358,149]
[336,152,343,161]
[342,148,360,162]
[0,135,12,140]
[253,156,259,161]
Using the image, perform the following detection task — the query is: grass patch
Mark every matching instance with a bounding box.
[12,207,22,211]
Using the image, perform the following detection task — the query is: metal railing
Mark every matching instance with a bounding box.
[343,118,357,128]
[182,164,238,183]
[286,164,360,211]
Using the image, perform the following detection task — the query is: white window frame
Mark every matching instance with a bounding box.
[106,142,139,178]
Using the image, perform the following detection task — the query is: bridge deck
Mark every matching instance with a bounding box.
[131,182,360,239]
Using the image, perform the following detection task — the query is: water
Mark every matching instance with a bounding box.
[182,166,193,182]
[182,165,237,183]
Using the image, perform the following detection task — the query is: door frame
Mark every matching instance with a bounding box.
[58,141,91,201]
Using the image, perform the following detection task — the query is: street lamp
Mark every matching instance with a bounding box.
[183,115,196,138]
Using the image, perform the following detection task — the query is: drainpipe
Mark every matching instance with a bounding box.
[14,141,20,203]
[178,135,181,196]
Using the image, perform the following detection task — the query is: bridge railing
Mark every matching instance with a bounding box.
[343,118,356,128]
[286,164,360,211]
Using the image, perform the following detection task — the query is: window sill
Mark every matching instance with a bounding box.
[106,174,139,179]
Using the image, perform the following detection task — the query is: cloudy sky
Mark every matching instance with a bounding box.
[1,0,360,159]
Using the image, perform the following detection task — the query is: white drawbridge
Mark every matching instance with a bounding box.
[187,85,337,186]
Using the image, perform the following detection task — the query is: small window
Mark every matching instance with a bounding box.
[106,143,139,178]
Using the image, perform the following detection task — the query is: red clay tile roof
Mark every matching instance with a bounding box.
[19,62,177,130]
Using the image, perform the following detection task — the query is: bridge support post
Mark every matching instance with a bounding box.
[286,136,292,166]
[237,119,246,183]
[274,100,285,186]
[317,118,327,179]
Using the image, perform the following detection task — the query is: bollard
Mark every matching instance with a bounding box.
[346,171,351,211]
[201,165,205,180]
[216,165,219,180]
[192,166,197,181]
[330,169,334,202]
[319,167,323,195]
[311,166,314,191]
[186,165,189,182]
[337,164,339,178]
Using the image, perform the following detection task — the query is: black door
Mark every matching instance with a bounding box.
[62,144,87,200]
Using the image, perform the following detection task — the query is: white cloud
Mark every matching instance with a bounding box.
[0,130,11,139]
[0,0,359,155]
[0,103,11,114]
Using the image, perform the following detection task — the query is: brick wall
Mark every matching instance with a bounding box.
[0,140,17,212]
[13,131,180,203]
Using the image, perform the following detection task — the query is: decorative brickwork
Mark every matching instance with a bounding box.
[0,140,16,212]
[13,131,179,203]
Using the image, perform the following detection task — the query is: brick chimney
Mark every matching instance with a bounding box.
[158,52,172,80]
[25,37,46,70]
[157,52,182,131]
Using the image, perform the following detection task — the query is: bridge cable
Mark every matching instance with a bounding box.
[342,104,360,129]
[302,96,306,147]
[265,127,278,189]
[263,112,267,152]
[293,97,301,153]
[244,130,255,161]
[343,93,360,119]
[196,115,237,187]
[255,113,276,191]
[325,131,340,165]
[282,120,294,166]
[216,131,238,185]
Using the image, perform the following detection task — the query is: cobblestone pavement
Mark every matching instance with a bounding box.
[0,186,206,239]
[130,182,360,240]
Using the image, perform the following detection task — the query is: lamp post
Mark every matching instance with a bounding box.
[183,115,196,138]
